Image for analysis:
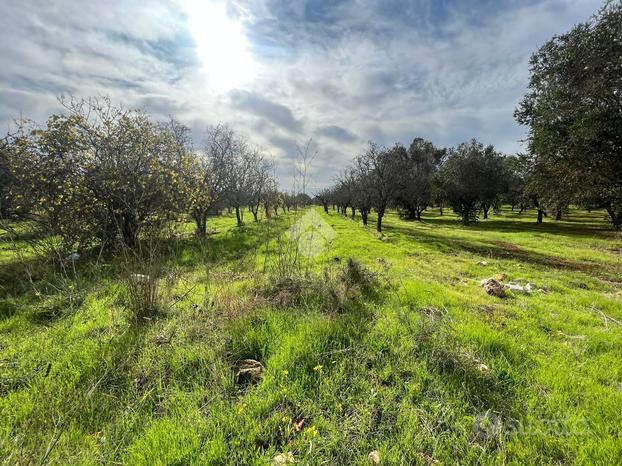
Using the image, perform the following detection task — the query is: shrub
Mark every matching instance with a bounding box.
[6,97,191,252]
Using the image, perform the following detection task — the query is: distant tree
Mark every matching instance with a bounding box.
[477,147,507,219]
[337,168,359,219]
[185,124,235,236]
[282,192,293,213]
[226,143,261,227]
[314,187,332,214]
[515,2,622,228]
[262,179,281,218]
[357,142,403,232]
[395,137,444,220]
[439,139,506,225]
[248,156,273,222]
[350,161,374,226]
[502,155,528,211]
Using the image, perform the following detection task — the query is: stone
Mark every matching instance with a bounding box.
[477,363,489,373]
[235,359,264,383]
[482,279,506,298]
[368,450,381,465]
[272,452,294,465]
[504,282,534,294]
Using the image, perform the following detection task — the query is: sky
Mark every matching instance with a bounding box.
[0,0,602,189]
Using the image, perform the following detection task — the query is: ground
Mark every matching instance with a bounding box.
[1,207,621,465]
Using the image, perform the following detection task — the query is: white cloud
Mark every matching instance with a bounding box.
[0,0,601,189]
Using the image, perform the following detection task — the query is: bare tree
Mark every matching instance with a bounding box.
[187,124,237,236]
[357,142,402,232]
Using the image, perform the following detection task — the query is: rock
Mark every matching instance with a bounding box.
[368,450,381,464]
[272,452,295,465]
[504,282,534,294]
[476,363,489,373]
[235,359,264,383]
[293,418,305,432]
[482,279,506,298]
[477,261,488,266]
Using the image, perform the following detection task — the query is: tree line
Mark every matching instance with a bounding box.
[317,138,514,231]
[318,2,622,231]
[0,97,310,251]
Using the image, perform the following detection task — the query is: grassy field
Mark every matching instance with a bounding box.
[1,207,621,465]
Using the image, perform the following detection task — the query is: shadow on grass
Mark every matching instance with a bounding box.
[163,215,294,269]
[386,224,621,282]
[397,208,617,239]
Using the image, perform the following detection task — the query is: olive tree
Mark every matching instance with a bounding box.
[515,2,622,228]
[395,138,444,220]
[439,139,506,225]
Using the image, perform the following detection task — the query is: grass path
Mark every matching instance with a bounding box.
[1,207,621,464]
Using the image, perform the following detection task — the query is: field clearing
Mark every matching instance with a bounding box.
[1,207,621,464]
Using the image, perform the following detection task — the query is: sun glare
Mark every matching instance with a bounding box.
[182,0,255,93]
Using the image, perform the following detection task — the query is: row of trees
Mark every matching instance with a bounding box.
[319,2,622,231]
[0,97,307,251]
[317,138,513,231]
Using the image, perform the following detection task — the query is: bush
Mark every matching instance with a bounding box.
[6,97,191,252]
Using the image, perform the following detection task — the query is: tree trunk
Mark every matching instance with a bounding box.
[482,204,489,219]
[121,211,138,248]
[416,210,422,221]
[439,206,443,216]
[235,206,243,227]
[606,205,622,229]
[193,211,207,237]
[555,208,562,221]
[323,203,329,214]
[376,210,384,232]
[537,209,544,224]
[351,207,356,219]
[361,209,368,226]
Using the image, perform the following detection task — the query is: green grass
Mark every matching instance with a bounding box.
[1,207,621,464]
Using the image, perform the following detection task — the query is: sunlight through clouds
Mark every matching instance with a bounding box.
[181,0,256,93]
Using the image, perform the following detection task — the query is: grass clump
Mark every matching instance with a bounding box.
[262,257,383,313]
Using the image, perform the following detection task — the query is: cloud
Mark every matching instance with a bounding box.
[229,89,303,133]
[0,0,602,188]
[316,125,357,143]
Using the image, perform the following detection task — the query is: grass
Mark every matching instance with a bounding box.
[1,206,621,464]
